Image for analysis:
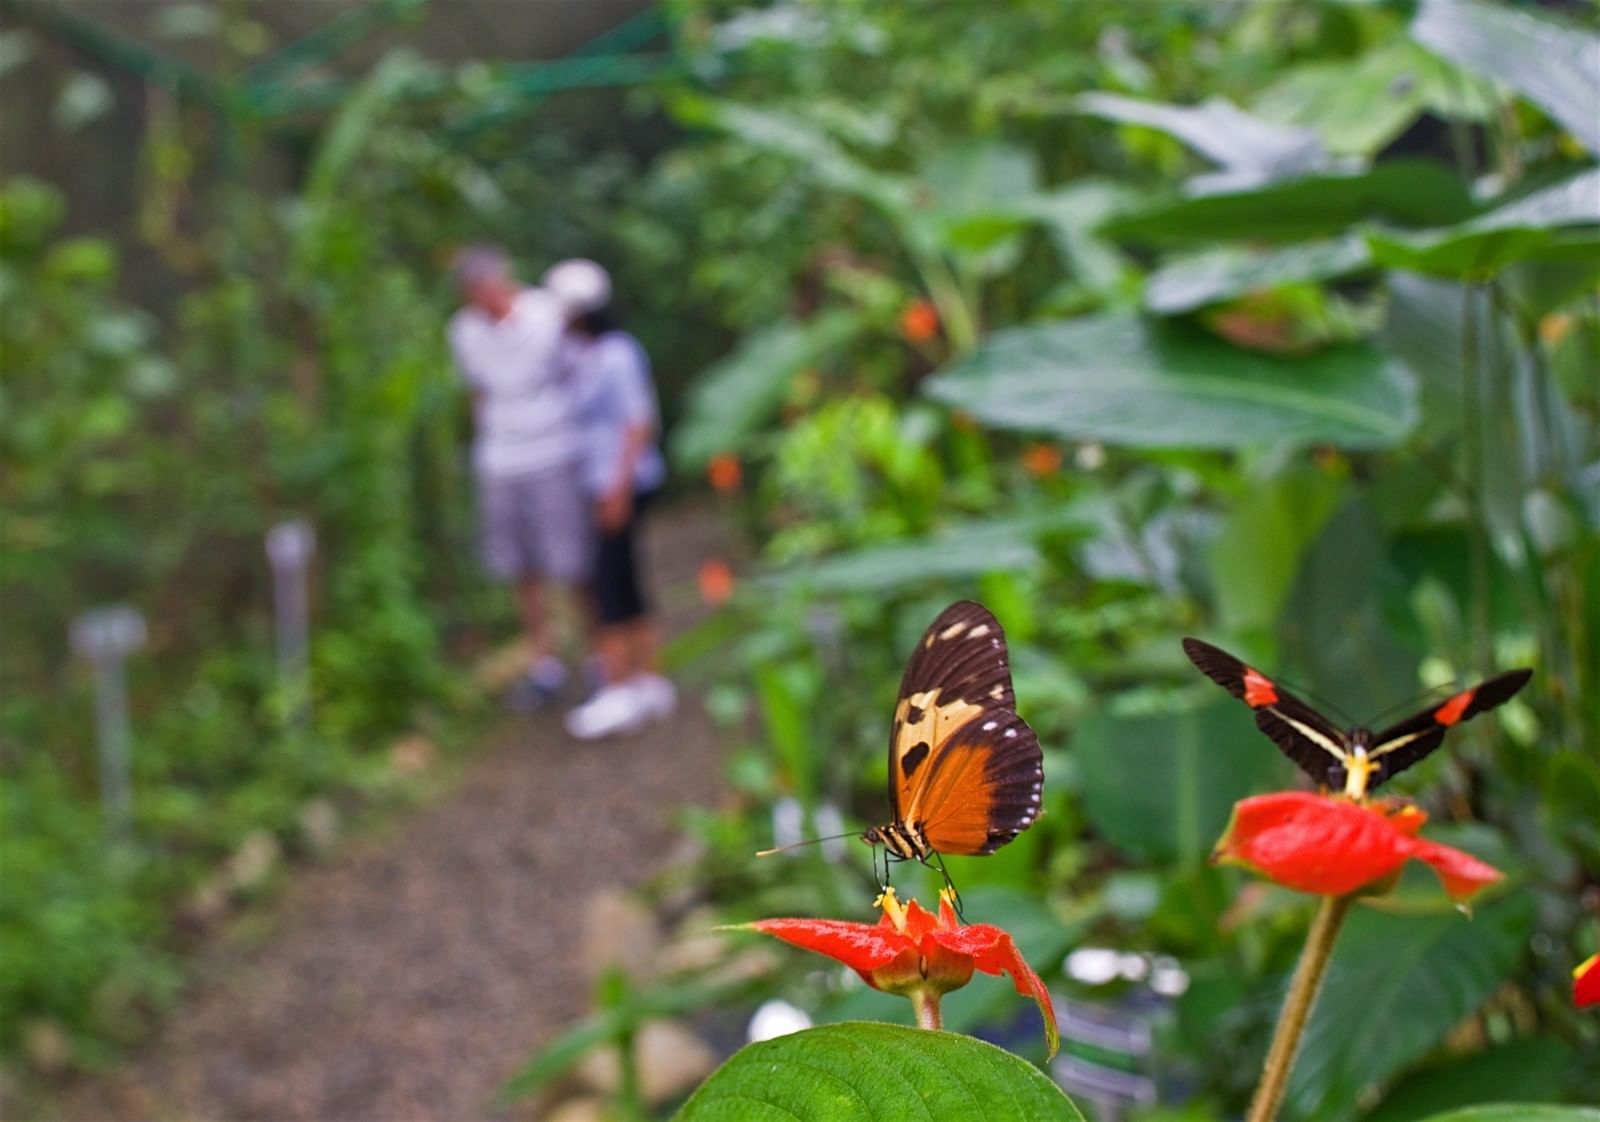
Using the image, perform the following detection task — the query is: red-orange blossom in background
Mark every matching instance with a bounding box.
[899,299,941,343]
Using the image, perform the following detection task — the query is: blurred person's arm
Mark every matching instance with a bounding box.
[596,340,659,531]
[599,420,652,531]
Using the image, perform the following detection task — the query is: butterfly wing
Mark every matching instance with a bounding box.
[888,601,1043,856]
[1181,637,1352,790]
[1366,668,1533,791]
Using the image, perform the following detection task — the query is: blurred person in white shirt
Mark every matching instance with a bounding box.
[543,259,674,739]
[449,245,591,709]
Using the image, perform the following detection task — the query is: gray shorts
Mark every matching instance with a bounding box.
[478,462,592,584]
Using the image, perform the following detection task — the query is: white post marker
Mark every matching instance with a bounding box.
[265,519,316,730]
[70,605,147,845]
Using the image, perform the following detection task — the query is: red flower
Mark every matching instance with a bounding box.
[1214,791,1502,903]
[707,453,742,494]
[1022,442,1063,478]
[899,299,941,343]
[1576,953,1600,1008]
[738,887,1058,1057]
[698,558,734,605]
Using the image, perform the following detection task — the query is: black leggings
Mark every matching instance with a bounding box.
[592,489,654,625]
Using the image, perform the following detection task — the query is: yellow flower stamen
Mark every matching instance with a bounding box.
[875,886,908,933]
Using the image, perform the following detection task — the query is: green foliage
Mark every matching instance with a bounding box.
[1410,0,1600,155]
[1287,893,1536,1120]
[926,315,1416,450]
[1411,1110,1600,1122]
[1099,161,1476,247]
[644,0,1600,1115]
[1075,701,1293,866]
[672,311,869,471]
[12,0,1600,1111]
[674,1024,1085,1122]
[0,54,484,1060]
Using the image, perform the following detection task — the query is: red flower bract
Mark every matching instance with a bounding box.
[1576,953,1600,1008]
[1214,791,1502,902]
[899,299,941,343]
[740,888,1058,1057]
[707,453,742,494]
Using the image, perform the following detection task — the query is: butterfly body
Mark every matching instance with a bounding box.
[861,820,930,863]
[864,602,1044,873]
[1182,637,1532,799]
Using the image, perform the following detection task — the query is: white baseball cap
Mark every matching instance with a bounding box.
[543,258,612,314]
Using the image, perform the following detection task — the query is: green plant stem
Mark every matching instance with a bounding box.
[617,1023,642,1121]
[1246,893,1354,1122]
[909,989,943,1032]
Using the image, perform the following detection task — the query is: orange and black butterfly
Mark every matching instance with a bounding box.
[861,601,1044,884]
[1182,637,1532,800]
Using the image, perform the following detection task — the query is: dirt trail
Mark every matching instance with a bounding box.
[46,506,730,1122]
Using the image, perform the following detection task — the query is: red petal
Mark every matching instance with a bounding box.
[1216,792,1409,896]
[747,918,909,973]
[1406,836,1503,903]
[1381,801,1429,837]
[899,897,943,941]
[931,922,1003,959]
[932,924,1059,1059]
[1216,792,1504,903]
[1575,954,1600,1008]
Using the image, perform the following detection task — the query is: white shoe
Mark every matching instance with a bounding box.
[564,683,648,740]
[629,674,677,721]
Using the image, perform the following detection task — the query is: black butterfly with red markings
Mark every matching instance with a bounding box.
[1182,637,1531,800]
[861,601,1044,876]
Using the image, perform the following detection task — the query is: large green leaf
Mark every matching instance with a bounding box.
[1411,0,1600,155]
[1411,1109,1600,1122]
[1364,1037,1571,1122]
[923,314,1417,450]
[1254,40,1499,157]
[1075,700,1293,864]
[1099,160,1475,246]
[673,1023,1084,1121]
[764,502,1101,593]
[682,98,909,212]
[1145,237,1373,314]
[1075,92,1328,187]
[1280,499,1420,722]
[1285,892,1535,1120]
[1209,463,1349,648]
[1380,272,1583,554]
[1022,180,1143,299]
[671,311,865,469]
[1367,168,1600,279]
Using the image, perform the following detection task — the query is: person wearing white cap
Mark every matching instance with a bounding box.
[544,259,674,739]
[448,244,591,710]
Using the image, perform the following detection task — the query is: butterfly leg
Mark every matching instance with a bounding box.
[871,845,890,894]
[927,851,963,920]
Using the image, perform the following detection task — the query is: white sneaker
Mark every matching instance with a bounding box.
[629,674,678,721]
[564,683,648,740]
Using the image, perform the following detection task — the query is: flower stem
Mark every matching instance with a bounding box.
[909,988,943,1032]
[1247,893,1354,1122]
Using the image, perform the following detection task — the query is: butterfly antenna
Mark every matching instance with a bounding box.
[1365,682,1461,729]
[755,831,858,858]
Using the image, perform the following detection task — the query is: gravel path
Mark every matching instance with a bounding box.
[45,506,730,1122]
